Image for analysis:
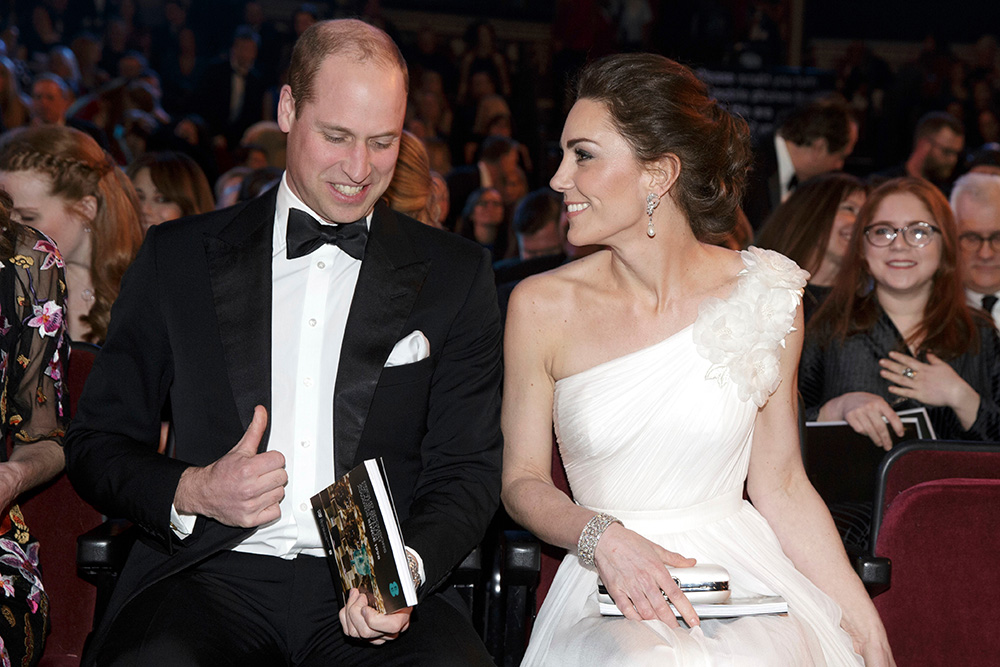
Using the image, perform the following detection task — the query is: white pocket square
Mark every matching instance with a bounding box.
[385,330,430,367]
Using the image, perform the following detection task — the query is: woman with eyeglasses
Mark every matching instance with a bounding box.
[800,177,1000,451]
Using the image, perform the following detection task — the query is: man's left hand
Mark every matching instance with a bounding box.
[339,587,412,644]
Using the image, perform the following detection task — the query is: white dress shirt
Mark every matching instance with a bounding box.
[774,133,797,203]
[967,288,1000,329]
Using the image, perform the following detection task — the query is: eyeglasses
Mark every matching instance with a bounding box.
[863,221,941,248]
[475,200,504,209]
[959,231,1000,252]
[927,139,962,159]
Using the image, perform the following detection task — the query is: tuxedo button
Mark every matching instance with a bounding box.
[316,261,326,269]
[303,377,312,387]
[308,318,317,327]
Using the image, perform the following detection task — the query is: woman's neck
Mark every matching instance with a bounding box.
[63,262,95,341]
[876,285,929,347]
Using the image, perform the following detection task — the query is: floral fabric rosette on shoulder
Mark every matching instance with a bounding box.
[693,247,808,408]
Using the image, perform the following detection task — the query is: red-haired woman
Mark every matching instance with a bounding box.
[801,177,1000,450]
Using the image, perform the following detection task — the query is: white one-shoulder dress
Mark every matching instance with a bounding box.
[522,248,863,666]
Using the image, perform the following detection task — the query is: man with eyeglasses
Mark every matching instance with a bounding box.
[875,112,965,193]
[951,172,1000,327]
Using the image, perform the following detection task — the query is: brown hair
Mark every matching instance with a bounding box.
[779,95,855,153]
[286,18,408,111]
[382,130,432,224]
[127,151,214,218]
[756,172,866,274]
[0,126,143,342]
[574,53,751,243]
[809,177,980,359]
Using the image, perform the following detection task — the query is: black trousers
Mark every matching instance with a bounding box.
[98,550,493,666]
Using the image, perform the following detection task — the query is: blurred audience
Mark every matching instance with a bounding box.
[872,111,965,192]
[383,130,436,226]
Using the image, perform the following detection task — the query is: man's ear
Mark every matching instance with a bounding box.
[276,85,296,134]
[810,136,830,157]
[72,195,98,224]
[645,153,682,197]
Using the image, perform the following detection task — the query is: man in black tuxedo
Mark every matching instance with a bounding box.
[743,96,857,230]
[65,19,501,667]
[188,25,267,149]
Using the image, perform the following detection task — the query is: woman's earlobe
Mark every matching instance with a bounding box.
[73,195,99,225]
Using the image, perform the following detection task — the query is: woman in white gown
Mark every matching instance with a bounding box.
[501,54,894,666]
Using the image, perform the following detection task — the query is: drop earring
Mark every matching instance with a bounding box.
[645,193,660,238]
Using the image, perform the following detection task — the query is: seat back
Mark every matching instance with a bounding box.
[873,478,1000,666]
[871,440,1000,546]
[22,341,102,665]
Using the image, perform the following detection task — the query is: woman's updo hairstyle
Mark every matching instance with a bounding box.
[575,53,751,243]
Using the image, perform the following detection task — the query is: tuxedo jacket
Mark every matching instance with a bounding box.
[743,134,781,231]
[65,190,503,659]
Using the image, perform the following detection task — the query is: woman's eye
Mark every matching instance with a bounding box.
[574,148,593,162]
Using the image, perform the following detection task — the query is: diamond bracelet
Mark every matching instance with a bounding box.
[577,513,622,567]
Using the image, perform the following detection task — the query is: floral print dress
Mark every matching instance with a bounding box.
[0,226,69,667]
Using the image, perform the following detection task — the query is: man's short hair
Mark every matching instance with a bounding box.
[513,188,561,236]
[286,19,407,111]
[478,135,515,165]
[778,95,854,153]
[914,111,964,143]
[950,171,1000,213]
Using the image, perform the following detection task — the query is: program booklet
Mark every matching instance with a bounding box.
[311,458,418,614]
[597,591,788,618]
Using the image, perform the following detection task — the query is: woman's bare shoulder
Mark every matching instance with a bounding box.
[507,252,610,331]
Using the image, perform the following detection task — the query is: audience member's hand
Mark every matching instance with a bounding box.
[818,391,904,451]
[880,351,980,429]
[173,406,287,527]
[339,587,412,644]
[593,522,699,627]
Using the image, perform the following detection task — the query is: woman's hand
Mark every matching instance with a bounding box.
[818,392,904,451]
[879,351,980,429]
[593,522,700,627]
[844,617,896,667]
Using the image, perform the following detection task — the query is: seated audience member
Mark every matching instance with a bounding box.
[493,188,566,285]
[965,142,1000,177]
[383,130,436,226]
[872,111,965,192]
[801,177,1000,451]
[951,172,1000,328]
[456,186,508,261]
[236,166,282,201]
[0,55,31,130]
[743,95,858,229]
[446,134,518,230]
[0,189,70,667]
[213,165,252,209]
[0,126,143,342]
[240,120,287,168]
[756,173,867,321]
[30,73,108,149]
[427,170,449,227]
[127,151,214,232]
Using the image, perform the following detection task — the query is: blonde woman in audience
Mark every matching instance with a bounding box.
[127,151,214,231]
[0,126,143,342]
[383,130,437,226]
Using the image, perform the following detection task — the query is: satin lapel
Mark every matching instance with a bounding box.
[203,189,275,449]
[334,203,429,477]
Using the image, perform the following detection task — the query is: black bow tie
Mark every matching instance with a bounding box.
[285,208,368,260]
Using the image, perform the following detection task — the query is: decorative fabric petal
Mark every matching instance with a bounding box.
[694,247,805,407]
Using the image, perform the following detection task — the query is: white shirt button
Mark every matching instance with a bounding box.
[303,377,313,387]
[300,440,311,448]
[316,261,326,269]
[308,318,317,327]
[300,503,309,512]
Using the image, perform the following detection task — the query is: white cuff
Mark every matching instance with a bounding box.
[169,504,197,539]
[405,546,425,585]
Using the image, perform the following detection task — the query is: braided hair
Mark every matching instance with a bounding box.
[0,126,143,342]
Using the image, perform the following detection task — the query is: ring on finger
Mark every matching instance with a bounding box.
[902,367,916,379]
